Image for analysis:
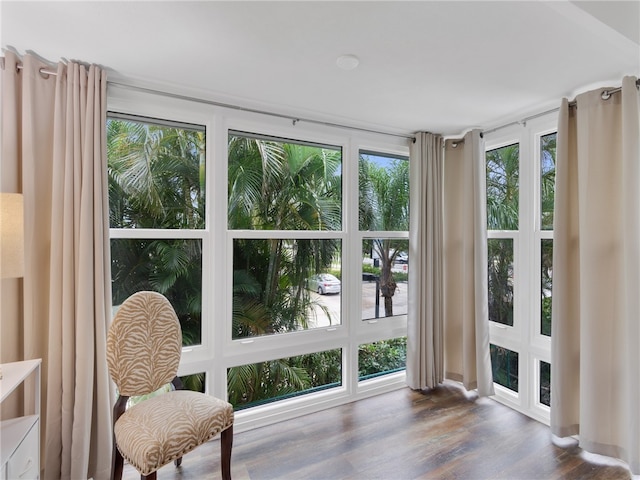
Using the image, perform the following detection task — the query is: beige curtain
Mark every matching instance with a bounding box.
[1,51,113,480]
[551,76,640,473]
[442,130,494,396]
[407,132,444,389]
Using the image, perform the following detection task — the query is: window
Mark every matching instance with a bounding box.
[358,151,409,380]
[540,133,556,338]
[487,238,514,327]
[485,117,556,424]
[228,132,343,343]
[359,337,407,380]
[490,343,519,392]
[108,114,206,347]
[539,360,551,407]
[107,85,409,430]
[228,349,342,410]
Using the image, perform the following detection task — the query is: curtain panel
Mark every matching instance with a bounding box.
[551,76,640,473]
[1,51,113,480]
[407,132,445,390]
[442,131,494,397]
[407,130,493,396]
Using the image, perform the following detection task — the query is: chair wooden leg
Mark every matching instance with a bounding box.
[112,441,124,480]
[141,473,156,480]
[221,425,233,480]
[174,456,183,467]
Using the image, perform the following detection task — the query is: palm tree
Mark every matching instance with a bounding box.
[486,144,519,326]
[108,118,205,229]
[228,134,342,337]
[486,144,519,231]
[540,133,556,336]
[540,133,556,231]
[359,156,409,317]
[107,117,205,344]
[226,134,343,407]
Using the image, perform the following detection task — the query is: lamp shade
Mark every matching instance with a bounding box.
[0,193,25,279]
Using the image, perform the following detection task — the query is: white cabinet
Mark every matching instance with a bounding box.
[0,360,41,480]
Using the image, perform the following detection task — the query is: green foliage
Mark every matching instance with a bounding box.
[228,349,342,409]
[359,156,410,317]
[181,373,205,393]
[107,118,204,345]
[228,339,408,409]
[487,239,513,326]
[358,157,409,232]
[228,135,342,231]
[490,344,518,392]
[540,361,551,406]
[108,121,410,410]
[540,133,556,230]
[485,136,556,335]
[358,338,407,379]
[228,134,343,340]
[486,144,519,230]
[108,118,205,229]
[541,297,552,337]
[540,239,553,336]
[485,144,519,328]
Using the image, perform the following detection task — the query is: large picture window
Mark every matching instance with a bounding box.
[485,118,556,424]
[107,87,410,429]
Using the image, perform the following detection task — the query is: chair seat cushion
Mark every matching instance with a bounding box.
[114,390,234,475]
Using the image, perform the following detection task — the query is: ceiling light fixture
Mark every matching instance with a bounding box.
[336,54,359,70]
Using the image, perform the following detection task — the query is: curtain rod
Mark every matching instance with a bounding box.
[8,61,415,142]
[11,62,637,142]
[109,81,417,142]
[483,79,640,136]
[14,63,57,76]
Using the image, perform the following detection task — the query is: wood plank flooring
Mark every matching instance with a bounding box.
[122,381,632,479]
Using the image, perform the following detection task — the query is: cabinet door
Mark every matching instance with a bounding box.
[6,420,39,480]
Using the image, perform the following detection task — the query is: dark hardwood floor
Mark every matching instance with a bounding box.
[122,381,632,479]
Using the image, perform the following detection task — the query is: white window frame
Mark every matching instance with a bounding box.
[485,113,556,424]
[107,85,409,433]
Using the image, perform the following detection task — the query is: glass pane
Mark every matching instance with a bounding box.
[232,239,341,339]
[359,337,407,381]
[111,238,202,346]
[541,239,553,336]
[540,133,557,230]
[359,151,409,231]
[228,132,342,231]
[228,349,342,409]
[486,143,519,230]
[540,361,551,407]
[487,238,514,327]
[180,372,206,393]
[107,116,205,229]
[362,239,409,320]
[490,344,519,392]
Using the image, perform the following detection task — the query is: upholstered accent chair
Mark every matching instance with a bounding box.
[106,291,234,480]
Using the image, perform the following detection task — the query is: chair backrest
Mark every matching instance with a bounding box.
[106,291,182,397]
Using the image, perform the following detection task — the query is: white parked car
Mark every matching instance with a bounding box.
[307,273,341,295]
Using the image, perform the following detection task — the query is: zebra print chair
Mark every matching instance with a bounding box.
[106,291,234,480]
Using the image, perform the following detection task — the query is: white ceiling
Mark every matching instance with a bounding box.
[2,1,639,136]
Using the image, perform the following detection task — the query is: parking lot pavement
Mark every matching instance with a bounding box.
[307,281,408,328]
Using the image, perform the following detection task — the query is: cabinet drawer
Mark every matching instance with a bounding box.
[6,420,38,480]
